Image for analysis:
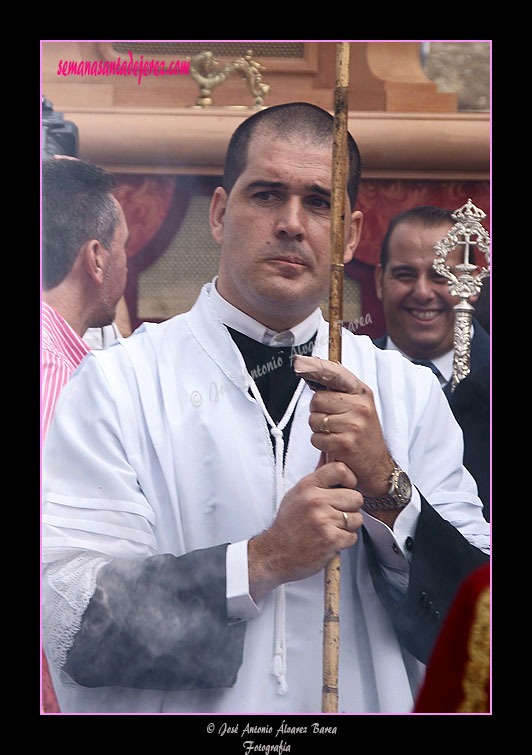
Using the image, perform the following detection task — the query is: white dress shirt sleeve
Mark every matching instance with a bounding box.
[226,540,260,622]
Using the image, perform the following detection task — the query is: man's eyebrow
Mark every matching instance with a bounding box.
[244,180,331,197]
[388,263,447,277]
[388,264,417,274]
[308,183,331,198]
[244,180,288,192]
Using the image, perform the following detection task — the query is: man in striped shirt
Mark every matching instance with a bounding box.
[41,158,128,434]
[41,158,129,710]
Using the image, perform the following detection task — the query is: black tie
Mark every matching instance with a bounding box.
[412,360,453,401]
[412,359,442,380]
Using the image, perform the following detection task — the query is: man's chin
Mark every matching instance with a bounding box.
[389,326,450,359]
[89,311,115,330]
[407,339,451,360]
[259,281,323,310]
[249,286,322,328]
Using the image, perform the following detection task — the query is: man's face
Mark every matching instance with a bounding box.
[210,131,362,330]
[97,198,129,327]
[374,220,465,360]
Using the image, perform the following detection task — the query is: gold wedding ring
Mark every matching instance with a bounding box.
[320,415,331,434]
[342,511,349,530]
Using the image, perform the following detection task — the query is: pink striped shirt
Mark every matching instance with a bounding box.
[41,301,90,438]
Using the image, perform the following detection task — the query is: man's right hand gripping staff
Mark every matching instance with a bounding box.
[248,462,362,601]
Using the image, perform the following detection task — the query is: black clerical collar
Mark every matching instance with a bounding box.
[227,327,316,426]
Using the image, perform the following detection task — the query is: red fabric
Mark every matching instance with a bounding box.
[42,652,60,713]
[414,564,490,713]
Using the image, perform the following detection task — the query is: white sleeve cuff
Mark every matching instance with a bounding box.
[361,492,420,602]
[226,540,260,623]
[362,486,420,566]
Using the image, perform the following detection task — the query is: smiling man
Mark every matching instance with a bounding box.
[373,206,490,395]
[42,105,489,715]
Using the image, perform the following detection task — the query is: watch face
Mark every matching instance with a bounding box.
[395,470,412,501]
[363,467,412,510]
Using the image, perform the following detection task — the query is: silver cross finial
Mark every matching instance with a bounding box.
[432,199,490,392]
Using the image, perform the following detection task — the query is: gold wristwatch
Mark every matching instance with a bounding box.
[362,465,412,511]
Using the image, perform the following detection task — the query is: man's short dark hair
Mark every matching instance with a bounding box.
[380,206,454,269]
[42,159,119,290]
[222,102,362,211]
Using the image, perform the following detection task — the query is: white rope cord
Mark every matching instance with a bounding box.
[248,377,305,695]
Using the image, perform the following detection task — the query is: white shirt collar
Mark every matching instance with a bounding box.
[385,335,456,386]
[210,276,321,347]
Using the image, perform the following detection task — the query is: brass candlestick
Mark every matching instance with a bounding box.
[189,50,270,108]
[433,199,490,392]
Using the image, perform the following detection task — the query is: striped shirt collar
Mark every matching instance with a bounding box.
[41,300,90,366]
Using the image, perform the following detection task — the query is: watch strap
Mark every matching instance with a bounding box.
[362,496,408,511]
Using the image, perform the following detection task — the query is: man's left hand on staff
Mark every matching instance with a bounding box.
[294,355,395,501]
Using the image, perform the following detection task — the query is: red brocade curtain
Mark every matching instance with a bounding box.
[353,178,490,268]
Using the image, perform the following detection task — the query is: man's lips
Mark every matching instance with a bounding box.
[268,256,308,267]
[407,309,442,321]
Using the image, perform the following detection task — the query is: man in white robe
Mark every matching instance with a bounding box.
[42,103,489,714]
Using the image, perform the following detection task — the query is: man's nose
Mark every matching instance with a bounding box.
[411,274,436,301]
[274,198,305,241]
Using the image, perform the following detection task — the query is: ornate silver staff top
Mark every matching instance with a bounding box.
[432,198,490,392]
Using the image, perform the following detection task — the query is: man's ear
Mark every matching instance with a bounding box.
[82,239,106,286]
[209,186,228,245]
[343,209,363,264]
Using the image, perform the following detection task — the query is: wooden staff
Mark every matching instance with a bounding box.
[322,41,350,714]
